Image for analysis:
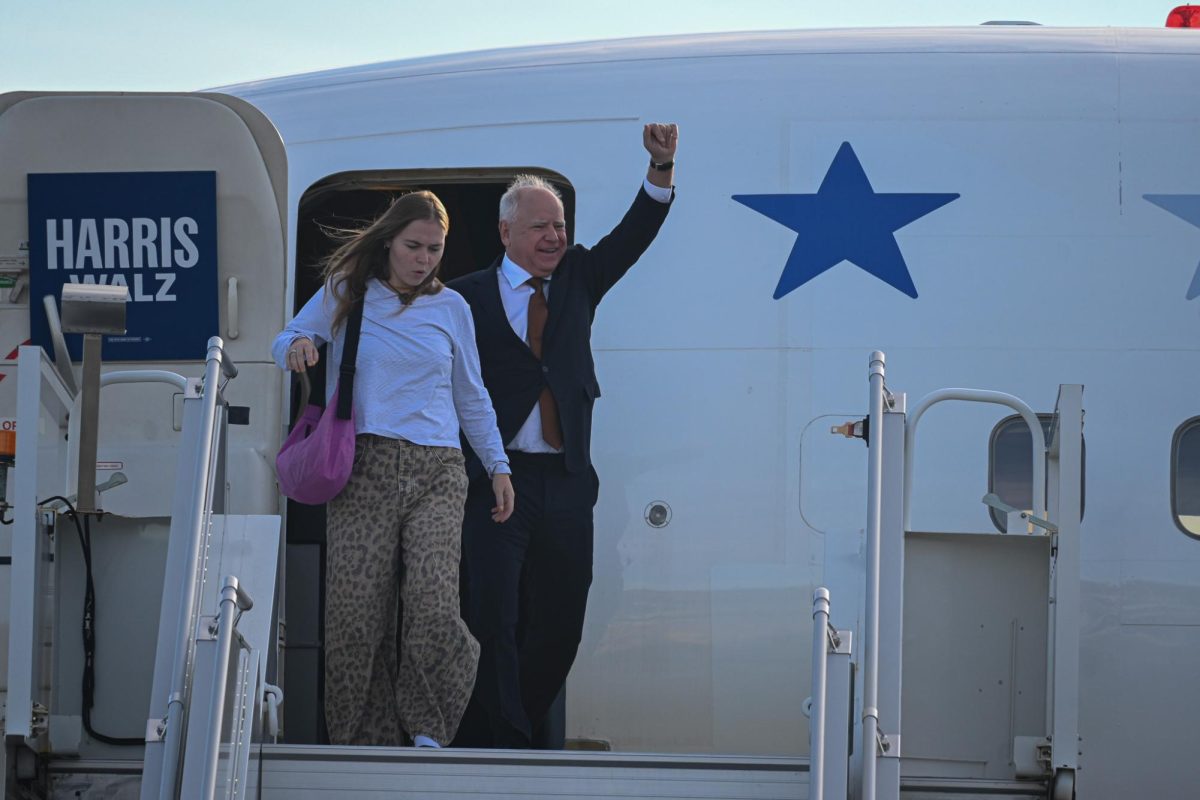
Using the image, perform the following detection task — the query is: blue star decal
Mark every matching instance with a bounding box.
[733,142,959,299]
[1144,194,1200,300]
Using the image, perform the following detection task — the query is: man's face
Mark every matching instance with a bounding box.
[500,188,567,278]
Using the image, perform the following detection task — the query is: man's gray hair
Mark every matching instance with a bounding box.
[499,175,563,224]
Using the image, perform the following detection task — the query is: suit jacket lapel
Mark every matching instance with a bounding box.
[480,257,535,351]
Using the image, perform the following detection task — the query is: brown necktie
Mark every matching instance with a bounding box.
[526,277,563,449]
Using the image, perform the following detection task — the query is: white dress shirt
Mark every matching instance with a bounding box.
[498,256,559,453]
[502,179,673,453]
[272,279,510,476]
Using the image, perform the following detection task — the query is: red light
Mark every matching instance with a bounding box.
[1167,5,1200,26]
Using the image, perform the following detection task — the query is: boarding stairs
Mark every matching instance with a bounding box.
[3,328,1080,798]
[3,317,282,800]
[808,352,1082,800]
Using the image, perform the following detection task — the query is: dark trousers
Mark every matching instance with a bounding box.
[455,451,597,748]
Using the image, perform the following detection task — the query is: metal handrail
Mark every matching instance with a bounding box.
[810,588,832,800]
[862,352,887,800]
[101,370,190,392]
[199,575,254,799]
[156,336,232,799]
[903,389,1046,532]
[42,294,78,395]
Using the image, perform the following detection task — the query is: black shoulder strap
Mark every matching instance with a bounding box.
[335,296,364,420]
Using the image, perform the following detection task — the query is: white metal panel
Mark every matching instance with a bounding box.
[52,517,170,756]
[710,564,808,755]
[207,514,282,658]
[0,93,288,523]
[253,747,809,800]
[1079,624,1200,798]
[572,348,804,753]
[0,93,286,363]
[7,347,73,742]
[223,28,1191,117]
[900,533,1050,780]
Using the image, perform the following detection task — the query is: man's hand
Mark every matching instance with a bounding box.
[491,472,515,523]
[643,123,678,189]
[643,123,678,162]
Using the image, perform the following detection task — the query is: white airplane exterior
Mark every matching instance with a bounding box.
[0,21,1198,800]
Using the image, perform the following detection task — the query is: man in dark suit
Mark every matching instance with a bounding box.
[450,123,677,748]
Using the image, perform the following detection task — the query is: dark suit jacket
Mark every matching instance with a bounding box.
[451,186,673,475]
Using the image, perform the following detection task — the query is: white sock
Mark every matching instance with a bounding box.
[413,735,441,748]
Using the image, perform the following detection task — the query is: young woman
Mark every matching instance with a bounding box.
[272,191,514,748]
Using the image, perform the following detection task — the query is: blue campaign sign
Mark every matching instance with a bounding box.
[27,171,218,361]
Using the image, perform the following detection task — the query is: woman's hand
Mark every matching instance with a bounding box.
[491,473,515,523]
[285,337,319,371]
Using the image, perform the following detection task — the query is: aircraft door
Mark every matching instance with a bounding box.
[799,412,869,540]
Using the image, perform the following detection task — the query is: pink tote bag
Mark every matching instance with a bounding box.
[276,380,356,505]
[275,299,363,505]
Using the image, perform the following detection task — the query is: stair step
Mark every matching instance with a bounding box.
[248,746,809,800]
[900,775,1049,799]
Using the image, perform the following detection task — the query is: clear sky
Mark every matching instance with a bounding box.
[0,0,1185,93]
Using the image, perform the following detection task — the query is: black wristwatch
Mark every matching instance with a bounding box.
[650,159,674,171]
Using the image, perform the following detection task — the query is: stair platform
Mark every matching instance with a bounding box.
[249,746,809,799]
[47,749,1051,799]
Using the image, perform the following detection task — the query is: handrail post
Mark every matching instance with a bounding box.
[198,576,251,800]
[810,588,832,800]
[74,333,102,513]
[142,336,230,800]
[862,351,886,800]
[1048,385,1083,797]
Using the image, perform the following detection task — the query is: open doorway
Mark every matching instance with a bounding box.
[293,168,576,314]
[281,168,574,744]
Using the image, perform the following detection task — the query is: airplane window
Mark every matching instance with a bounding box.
[988,414,1085,532]
[1172,418,1200,538]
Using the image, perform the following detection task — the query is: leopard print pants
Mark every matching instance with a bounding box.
[324,434,479,746]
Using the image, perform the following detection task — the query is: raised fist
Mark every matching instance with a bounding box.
[643,123,679,163]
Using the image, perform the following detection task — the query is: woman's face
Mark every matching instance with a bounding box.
[387,218,446,289]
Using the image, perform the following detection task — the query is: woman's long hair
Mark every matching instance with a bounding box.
[321,190,450,334]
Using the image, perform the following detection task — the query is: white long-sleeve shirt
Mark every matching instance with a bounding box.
[272,279,510,476]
